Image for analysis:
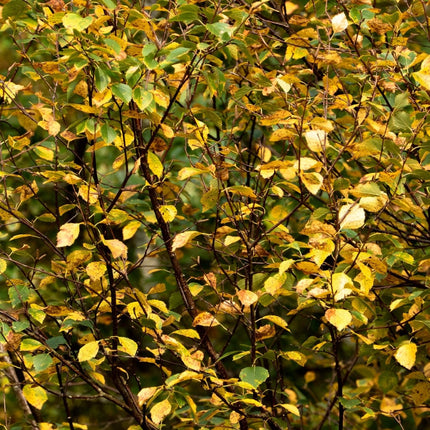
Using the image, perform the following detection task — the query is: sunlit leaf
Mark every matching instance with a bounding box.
[57,223,80,247]
[395,342,417,370]
[78,341,99,362]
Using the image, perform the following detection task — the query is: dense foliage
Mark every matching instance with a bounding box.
[1,0,430,428]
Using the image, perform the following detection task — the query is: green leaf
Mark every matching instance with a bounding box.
[33,354,53,373]
[239,366,269,389]
[133,88,153,111]
[95,68,110,92]
[2,0,29,19]
[112,83,133,104]
[101,123,118,144]
[62,13,93,32]
[8,284,30,307]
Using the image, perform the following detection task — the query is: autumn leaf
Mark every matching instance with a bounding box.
[118,337,138,356]
[57,223,80,247]
[150,399,171,425]
[325,308,352,331]
[192,312,220,327]
[171,231,203,251]
[395,342,417,370]
[78,341,99,362]
[147,151,163,177]
[339,204,365,230]
[237,289,258,307]
[23,385,48,410]
[103,239,128,259]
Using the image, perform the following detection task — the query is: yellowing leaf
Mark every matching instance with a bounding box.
[103,239,127,259]
[171,231,202,251]
[118,337,138,356]
[147,151,163,178]
[395,342,417,370]
[301,172,323,195]
[332,12,348,33]
[283,351,307,366]
[339,204,365,230]
[86,261,106,281]
[280,403,300,416]
[260,315,289,330]
[0,259,7,274]
[171,329,200,339]
[47,120,61,136]
[57,223,80,247]
[150,398,171,425]
[331,272,353,302]
[78,341,99,362]
[23,385,48,410]
[192,312,220,327]
[138,386,158,407]
[325,308,352,331]
[0,81,25,103]
[304,130,326,152]
[123,220,141,241]
[237,289,258,307]
[159,205,177,223]
[177,167,209,180]
[264,273,286,296]
[34,146,55,161]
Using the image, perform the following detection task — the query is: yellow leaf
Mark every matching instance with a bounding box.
[339,204,365,230]
[0,259,6,275]
[34,146,55,161]
[332,12,348,33]
[78,184,99,204]
[395,342,417,370]
[301,172,323,195]
[160,123,174,138]
[78,341,99,362]
[331,272,353,302]
[325,308,352,331]
[304,130,326,152]
[118,337,138,356]
[57,223,80,247]
[23,385,48,410]
[280,403,300,417]
[171,329,200,339]
[123,220,141,240]
[192,311,220,327]
[150,398,171,425]
[138,386,158,407]
[103,239,127,259]
[147,151,163,177]
[260,315,289,330]
[48,120,61,136]
[177,167,209,180]
[264,273,286,296]
[237,289,258,307]
[171,231,202,251]
[283,351,307,366]
[86,261,106,281]
[159,205,177,223]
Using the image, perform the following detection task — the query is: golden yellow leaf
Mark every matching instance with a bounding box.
[339,204,365,230]
[237,289,258,307]
[122,220,141,240]
[86,261,106,281]
[118,337,138,356]
[34,146,54,161]
[159,205,177,223]
[395,342,417,370]
[304,129,326,152]
[23,385,48,410]
[147,151,163,178]
[264,273,286,295]
[325,308,352,331]
[138,386,158,407]
[283,351,307,366]
[56,223,80,247]
[78,341,99,362]
[331,272,353,302]
[260,315,289,330]
[150,399,171,425]
[301,172,323,195]
[280,403,300,417]
[192,311,220,327]
[103,239,127,259]
[171,231,202,251]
